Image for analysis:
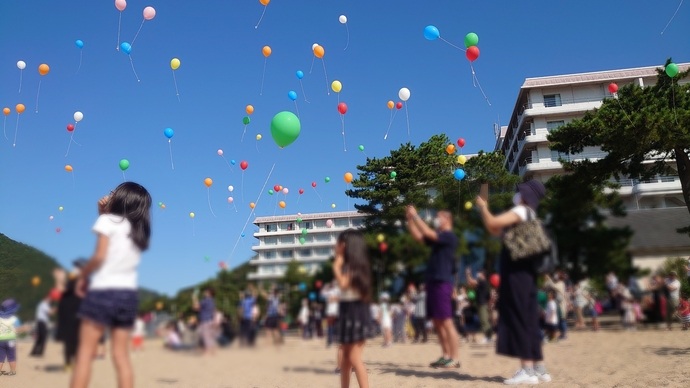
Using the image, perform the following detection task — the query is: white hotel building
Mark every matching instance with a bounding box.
[495,63,690,271]
[247,211,364,280]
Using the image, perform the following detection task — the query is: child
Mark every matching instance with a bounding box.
[677,296,690,330]
[545,291,559,341]
[379,293,392,347]
[0,299,25,376]
[622,297,636,330]
[299,299,311,339]
[333,229,374,388]
[132,314,145,352]
[70,182,152,388]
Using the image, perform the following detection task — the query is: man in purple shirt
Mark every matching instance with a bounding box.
[407,206,460,369]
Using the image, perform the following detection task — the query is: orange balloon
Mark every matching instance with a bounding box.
[260,0,270,5]
[246,105,254,115]
[2,108,9,116]
[313,45,324,59]
[387,101,394,110]
[279,201,286,209]
[161,204,166,209]
[344,172,353,184]
[446,144,456,155]
[262,46,272,57]
[250,202,256,209]
[38,63,50,76]
[15,104,25,114]
[65,165,73,172]
[278,185,283,191]
[204,178,213,187]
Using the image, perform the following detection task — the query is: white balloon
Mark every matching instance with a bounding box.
[398,87,411,102]
[339,15,347,24]
[312,43,319,50]
[17,61,26,70]
[73,111,83,122]
[228,185,234,192]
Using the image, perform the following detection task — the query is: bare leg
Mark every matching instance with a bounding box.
[70,320,106,388]
[440,318,459,360]
[110,328,134,388]
[433,320,449,358]
[9,361,16,372]
[348,341,369,388]
[337,346,343,370]
[340,345,352,388]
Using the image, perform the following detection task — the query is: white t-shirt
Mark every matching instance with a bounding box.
[666,279,681,300]
[36,300,51,323]
[90,214,142,290]
[323,287,340,317]
[545,300,558,325]
[510,205,534,222]
[133,318,145,337]
[456,295,468,316]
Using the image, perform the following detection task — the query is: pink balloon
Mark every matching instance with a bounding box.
[217,149,224,156]
[143,6,156,20]
[326,219,333,228]
[49,216,54,220]
[227,197,234,203]
[282,188,289,195]
[115,0,126,11]
[297,212,302,216]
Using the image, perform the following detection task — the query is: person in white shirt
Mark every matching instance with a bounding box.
[29,295,54,357]
[665,271,681,329]
[322,282,340,347]
[544,292,559,341]
[132,315,145,352]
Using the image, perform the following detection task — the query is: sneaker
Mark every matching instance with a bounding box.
[7,371,16,376]
[438,359,461,369]
[504,369,538,385]
[536,372,552,382]
[429,357,447,368]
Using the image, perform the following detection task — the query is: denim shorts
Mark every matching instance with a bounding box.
[0,340,17,362]
[79,289,139,329]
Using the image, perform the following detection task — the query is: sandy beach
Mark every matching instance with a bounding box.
[4,328,689,388]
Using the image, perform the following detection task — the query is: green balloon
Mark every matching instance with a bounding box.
[204,255,210,262]
[358,145,365,151]
[268,189,274,195]
[325,177,331,183]
[301,229,308,236]
[299,237,306,245]
[467,290,476,300]
[158,202,163,207]
[119,159,130,171]
[296,217,302,223]
[666,63,679,78]
[464,32,479,49]
[243,116,250,125]
[390,171,397,178]
[270,111,301,148]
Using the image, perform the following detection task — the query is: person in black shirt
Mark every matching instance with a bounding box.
[466,269,492,343]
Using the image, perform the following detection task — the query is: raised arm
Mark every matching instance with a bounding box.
[332,243,350,291]
[407,205,438,242]
[465,268,478,288]
[476,196,522,236]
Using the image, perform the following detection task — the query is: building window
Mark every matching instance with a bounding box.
[261,265,275,274]
[280,223,294,231]
[280,236,294,244]
[335,218,350,228]
[265,224,278,232]
[550,150,569,162]
[299,249,312,257]
[546,120,565,132]
[280,250,293,259]
[314,247,332,256]
[314,220,327,228]
[351,218,363,228]
[264,237,278,246]
[264,251,276,259]
[299,221,313,230]
[302,235,314,243]
[278,264,287,272]
[543,94,562,107]
[315,234,331,242]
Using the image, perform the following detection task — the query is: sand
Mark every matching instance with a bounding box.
[4,328,690,388]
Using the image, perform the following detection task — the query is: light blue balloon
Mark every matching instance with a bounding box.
[75,40,84,49]
[299,283,306,291]
[309,292,316,301]
[163,127,174,139]
[231,159,236,165]
[296,70,304,79]
[288,91,297,101]
[424,25,440,41]
[454,168,466,180]
[120,42,132,55]
[241,233,246,237]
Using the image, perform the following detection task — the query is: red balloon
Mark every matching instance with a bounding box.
[466,46,480,62]
[315,280,323,289]
[396,102,403,110]
[337,102,348,115]
[608,83,619,94]
[311,182,317,188]
[299,188,304,194]
[273,185,281,192]
[66,124,75,132]
[457,138,466,148]
[49,288,62,301]
[240,160,248,170]
[56,228,61,233]
[490,273,500,288]
[379,242,388,253]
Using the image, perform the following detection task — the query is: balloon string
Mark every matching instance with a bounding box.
[207,187,217,218]
[131,19,145,46]
[260,57,267,96]
[76,51,83,75]
[116,12,122,50]
[313,187,323,202]
[241,125,247,142]
[3,116,7,141]
[294,100,301,121]
[255,5,267,29]
[12,114,20,147]
[168,139,175,170]
[192,218,195,237]
[614,95,634,125]
[221,155,235,172]
[344,23,350,50]
[256,139,260,153]
[672,78,678,124]
[340,114,347,152]
[18,69,23,93]
[273,195,278,216]
[299,80,310,103]
[321,58,330,96]
[123,171,127,182]
[72,171,75,188]
[439,37,466,52]
[661,0,684,34]
[470,64,491,106]
[242,171,245,203]
[384,109,398,140]
[228,158,279,261]
[296,194,301,205]
[129,55,140,82]
[309,56,315,74]
[404,103,410,140]
[35,79,42,113]
[172,70,181,102]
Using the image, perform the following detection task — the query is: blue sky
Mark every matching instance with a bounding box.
[0,0,687,295]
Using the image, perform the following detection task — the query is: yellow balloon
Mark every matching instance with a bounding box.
[170,58,180,70]
[31,276,41,287]
[464,201,473,210]
[331,80,342,93]
[189,212,195,218]
[58,206,64,211]
[331,204,336,208]
[377,234,385,243]
[156,302,163,310]
[457,155,467,165]
[299,266,306,274]
[256,134,262,140]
